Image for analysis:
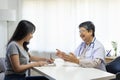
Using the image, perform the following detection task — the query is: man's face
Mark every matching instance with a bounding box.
[79,27,92,42]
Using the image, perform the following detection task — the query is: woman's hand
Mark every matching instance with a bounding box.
[46,58,54,64]
[32,61,48,67]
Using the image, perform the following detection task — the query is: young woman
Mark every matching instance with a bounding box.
[4,20,52,80]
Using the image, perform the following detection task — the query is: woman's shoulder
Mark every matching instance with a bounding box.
[7,41,18,48]
[9,41,17,45]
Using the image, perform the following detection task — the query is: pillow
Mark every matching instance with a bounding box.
[0,58,6,72]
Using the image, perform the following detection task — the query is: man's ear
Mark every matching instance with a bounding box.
[89,30,93,35]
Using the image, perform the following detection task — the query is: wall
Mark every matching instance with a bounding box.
[0,0,8,9]
[0,0,8,57]
[0,0,19,57]
[0,22,7,57]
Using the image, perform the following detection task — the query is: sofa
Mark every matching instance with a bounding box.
[0,57,6,80]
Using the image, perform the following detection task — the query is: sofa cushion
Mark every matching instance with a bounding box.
[0,72,5,80]
[0,58,6,72]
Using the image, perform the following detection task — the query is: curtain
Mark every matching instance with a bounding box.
[21,0,120,55]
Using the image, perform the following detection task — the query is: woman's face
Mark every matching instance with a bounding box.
[79,27,92,42]
[24,33,33,42]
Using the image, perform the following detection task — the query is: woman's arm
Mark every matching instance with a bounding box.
[10,54,47,73]
[28,53,53,63]
[29,54,46,61]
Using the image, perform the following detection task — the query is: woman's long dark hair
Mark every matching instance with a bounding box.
[7,20,36,52]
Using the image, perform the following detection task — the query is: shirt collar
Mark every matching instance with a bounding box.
[82,37,96,48]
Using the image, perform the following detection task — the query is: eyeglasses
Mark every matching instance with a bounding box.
[79,30,87,33]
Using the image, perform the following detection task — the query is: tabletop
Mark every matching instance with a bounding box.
[33,62,115,80]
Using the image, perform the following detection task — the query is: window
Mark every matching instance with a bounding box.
[21,0,120,56]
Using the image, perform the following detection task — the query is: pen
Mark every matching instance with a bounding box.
[50,53,52,59]
[106,50,111,56]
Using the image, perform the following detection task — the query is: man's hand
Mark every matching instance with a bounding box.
[56,49,66,58]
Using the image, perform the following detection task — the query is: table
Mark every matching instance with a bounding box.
[105,56,116,63]
[33,62,115,80]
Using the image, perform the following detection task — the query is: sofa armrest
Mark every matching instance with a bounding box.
[0,58,6,73]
